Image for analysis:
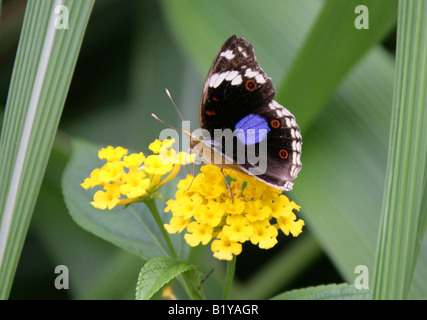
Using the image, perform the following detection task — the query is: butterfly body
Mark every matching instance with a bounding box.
[189,35,302,191]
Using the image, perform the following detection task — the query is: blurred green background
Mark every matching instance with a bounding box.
[0,0,412,299]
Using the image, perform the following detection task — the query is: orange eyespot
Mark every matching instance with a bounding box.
[279,149,289,159]
[232,58,240,66]
[245,79,257,91]
[271,119,281,128]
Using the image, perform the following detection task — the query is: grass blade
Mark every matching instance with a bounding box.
[373,0,427,299]
[0,0,94,299]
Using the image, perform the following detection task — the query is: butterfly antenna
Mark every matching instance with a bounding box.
[151,113,183,133]
[165,88,184,122]
[151,88,186,131]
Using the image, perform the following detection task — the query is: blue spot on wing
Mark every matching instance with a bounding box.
[234,114,270,145]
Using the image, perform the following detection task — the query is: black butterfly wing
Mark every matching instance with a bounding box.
[200,35,275,132]
[199,35,302,190]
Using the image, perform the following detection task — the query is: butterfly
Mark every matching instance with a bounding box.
[185,35,302,191]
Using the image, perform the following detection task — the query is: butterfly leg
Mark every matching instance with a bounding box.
[220,168,234,203]
[183,145,197,191]
[186,162,197,192]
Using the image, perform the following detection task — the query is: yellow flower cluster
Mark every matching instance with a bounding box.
[164,165,304,261]
[81,139,196,210]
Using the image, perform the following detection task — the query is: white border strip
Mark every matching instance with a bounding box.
[0,0,63,268]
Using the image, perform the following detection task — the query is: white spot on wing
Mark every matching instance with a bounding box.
[225,71,239,81]
[203,79,208,94]
[213,71,229,88]
[231,74,243,85]
[290,128,296,139]
[237,46,248,57]
[283,181,293,191]
[210,71,235,88]
[292,140,297,152]
[255,74,266,84]
[244,68,259,78]
[296,141,302,153]
[209,73,219,88]
[220,49,235,60]
[291,118,297,127]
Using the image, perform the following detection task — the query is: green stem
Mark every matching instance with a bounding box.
[223,256,237,300]
[144,197,204,300]
[145,198,178,259]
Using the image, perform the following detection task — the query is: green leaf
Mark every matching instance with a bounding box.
[277,0,398,130]
[233,233,323,299]
[62,138,188,261]
[32,137,142,299]
[373,0,427,299]
[272,283,370,300]
[135,256,198,300]
[161,0,427,299]
[0,0,94,299]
